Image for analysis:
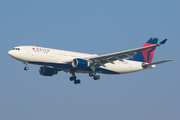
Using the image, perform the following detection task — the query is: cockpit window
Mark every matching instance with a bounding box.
[13,48,20,50]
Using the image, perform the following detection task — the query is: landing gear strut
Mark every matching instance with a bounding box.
[69,72,81,84]
[89,72,100,80]
[23,62,29,70]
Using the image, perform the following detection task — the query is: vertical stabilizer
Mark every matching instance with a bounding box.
[129,37,158,63]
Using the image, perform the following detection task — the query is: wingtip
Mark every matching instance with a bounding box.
[167,59,174,62]
[160,39,167,44]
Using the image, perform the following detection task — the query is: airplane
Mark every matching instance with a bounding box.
[8,37,172,84]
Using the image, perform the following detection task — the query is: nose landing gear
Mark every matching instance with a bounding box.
[23,62,29,70]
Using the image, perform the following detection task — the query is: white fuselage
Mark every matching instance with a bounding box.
[8,46,154,74]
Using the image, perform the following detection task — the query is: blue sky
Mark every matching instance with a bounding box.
[0,0,179,120]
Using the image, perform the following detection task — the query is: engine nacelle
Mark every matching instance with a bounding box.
[72,58,90,68]
[39,66,58,76]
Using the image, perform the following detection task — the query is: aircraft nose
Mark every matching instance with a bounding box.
[8,49,22,60]
[8,50,15,57]
[8,50,12,56]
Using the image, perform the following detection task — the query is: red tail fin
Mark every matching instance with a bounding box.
[129,38,158,63]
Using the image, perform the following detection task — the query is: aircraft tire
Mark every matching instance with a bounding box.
[74,79,81,84]
[24,67,29,70]
[70,76,76,81]
[89,72,96,77]
[93,75,100,80]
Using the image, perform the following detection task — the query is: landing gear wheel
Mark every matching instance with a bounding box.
[93,75,100,80]
[89,72,96,77]
[70,76,76,81]
[23,62,29,71]
[74,79,81,84]
[70,71,81,84]
[24,67,29,70]
[96,75,100,80]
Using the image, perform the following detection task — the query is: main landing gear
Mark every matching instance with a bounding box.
[23,62,29,70]
[89,72,100,80]
[69,71,100,85]
[69,72,81,85]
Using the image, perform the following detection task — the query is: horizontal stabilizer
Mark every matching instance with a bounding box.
[142,59,173,68]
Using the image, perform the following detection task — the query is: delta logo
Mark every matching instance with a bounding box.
[32,47,50,52]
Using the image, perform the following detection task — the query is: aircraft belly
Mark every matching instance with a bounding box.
[100,61,143,74]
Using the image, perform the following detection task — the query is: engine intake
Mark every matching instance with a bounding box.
[72,58,90,68]
[39,66,58,76]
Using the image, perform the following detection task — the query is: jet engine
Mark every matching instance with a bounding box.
[39,66,58,76]
[72,58,90,68]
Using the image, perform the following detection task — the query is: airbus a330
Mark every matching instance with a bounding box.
[8,38,172,84]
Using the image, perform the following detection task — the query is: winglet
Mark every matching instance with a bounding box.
[160,39,167,44]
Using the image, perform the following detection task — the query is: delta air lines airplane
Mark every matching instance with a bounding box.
[8,38,172,84]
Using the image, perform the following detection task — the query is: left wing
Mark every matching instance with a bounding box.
[88,39,167,67]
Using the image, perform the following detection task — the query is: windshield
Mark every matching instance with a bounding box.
[13,48,20,50]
